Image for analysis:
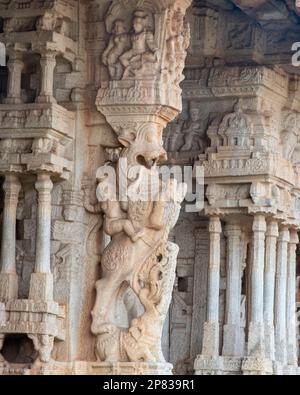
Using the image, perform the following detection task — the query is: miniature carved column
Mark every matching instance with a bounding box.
[0,174,21,301]
[29,173,54,301]
[223,223,242,357]
[274,226,289,364]
[4,52,23,104]
[37,51,57,103]
[264,220,279,360]
[286,229,298,366]
[247,214,266,356]
[201,216,222,356]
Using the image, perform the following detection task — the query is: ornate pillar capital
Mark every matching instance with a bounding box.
[278,226,290,243]
[252,214,267,233]
[266,219,279,238]
[289,229,299,245]
[208,215,222,234]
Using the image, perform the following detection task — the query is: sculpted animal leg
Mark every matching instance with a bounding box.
[91,276,123,333]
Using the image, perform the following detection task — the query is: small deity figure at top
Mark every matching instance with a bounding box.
[180,105,207,152]
[102,19,131,80]
[120,10,159,79]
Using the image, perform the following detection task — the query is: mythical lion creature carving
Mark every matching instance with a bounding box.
[91,124,186,363]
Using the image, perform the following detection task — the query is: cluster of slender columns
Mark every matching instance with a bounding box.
[3,49,57,104]
[201,214,299,370]
[0,172,54,303]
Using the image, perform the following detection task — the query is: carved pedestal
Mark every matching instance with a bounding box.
[0,300,65,365]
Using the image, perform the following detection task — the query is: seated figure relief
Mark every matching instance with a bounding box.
[164,104,208,153]
[102,19,131,81]
[180,106,208,152]
[103,10,159,81]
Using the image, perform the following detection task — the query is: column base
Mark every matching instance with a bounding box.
[284,365,299,375]
[194,356,244,375]
[222,324,243,357]
[201,322,219,356]
[222,356,243,375]
[194,355,223,375]
[286,344,298,366]
[29,273,53,301]
[0,273,18,301]
[275,339,287,366]
[247,322,265,355]
[36,95,57,104]
[273,361,283,375]
[3,98,22,105]
[242,355,273,375]
[264,323,275,360]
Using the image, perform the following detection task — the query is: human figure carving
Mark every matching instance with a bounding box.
[120,11,159,79]
[165,8,190,85]
[97,172,145,243]
[102,19,130,80]
[180,106,207,152]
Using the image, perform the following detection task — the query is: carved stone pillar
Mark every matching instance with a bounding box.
[0,174,21,301]
[222,223,242,357]
[274,226,289,365]
[247,214,266,356]
[29,173,54,301]
[4,52,23,104]
[242,214,273,375]
[37,52,57,103]
[201,215,222,357]
[286,229,298,367]
[264,220,278,360]
[91,0,191,375]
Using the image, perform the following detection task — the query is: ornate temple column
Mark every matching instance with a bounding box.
[92,0,191,374]
[0,174,21,301]
[264,220,279,360]
[274,226,289,365]
[4,51,23,104]
[201,215,222,356]
[286,229,298,366]
[37,51,57,103]
[29,173,54,301]
[247,214,266,356]
[222,223,242,357]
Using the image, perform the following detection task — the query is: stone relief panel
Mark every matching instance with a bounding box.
[280,111,300,163]
[101,1,190,86]
[163,100,210,162]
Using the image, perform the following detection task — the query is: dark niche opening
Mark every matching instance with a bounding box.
[178,276,189,293]
[2,334,38,364]
[0,65,8,102]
